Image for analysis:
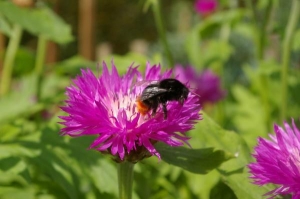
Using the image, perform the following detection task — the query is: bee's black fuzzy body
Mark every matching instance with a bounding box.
[139,78,189,119]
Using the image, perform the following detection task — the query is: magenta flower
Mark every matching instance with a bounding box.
[59,62,201,162]
[248,120,300,199]
[194,0,218,17]
[174,65,225,105]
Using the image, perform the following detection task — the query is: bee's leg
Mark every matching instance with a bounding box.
[179,97,184,105]
[151,101,159,116]
[179,95,187,105]
[162,102,167,119]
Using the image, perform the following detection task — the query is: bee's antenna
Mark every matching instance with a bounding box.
[187,86,201,98]
[173,77,200,97]
[190,90,201,98]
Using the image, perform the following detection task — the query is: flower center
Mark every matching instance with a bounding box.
[109,93,137,118]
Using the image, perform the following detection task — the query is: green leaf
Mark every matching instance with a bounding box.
[0,143,40,159]
[0,124,120,198]
[102,53,149,75]
[0,74,43,124]
[185,9,246,68]
[231,85,268,148]
[217,168,268,199]
[89,159,118,195]
[293,29,300,50]
[0,187,34,199]
[210,180,237,199]
[0,157,31,186]
[0,2,73,44]
[189,37,233,74]
[201,9,245,36]
[200,40,232,67]
[2,127,80,199]
[185,170,220,199]
[189,112,251,165]
[28,148,79,199]
[37,126,117,196]
[156,143,233,174]
[0,14,11,36]
[53,55,95,76]
[0,156,20,171]
[190,113,273,199]
[13,47,35,76]
[185,24,202,68]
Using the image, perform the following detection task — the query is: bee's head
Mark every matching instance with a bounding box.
[178,86,189,104]
[183,86,189,99]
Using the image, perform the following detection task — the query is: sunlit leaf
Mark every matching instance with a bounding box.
[189,112,250,165]
[185,170,220,199]
[0,159,30,186]
[189,112,272,199]
[0,2,73,44]
[52,56,95,76]
[231,85,268,148]
[89,159,118,195]
[194,9,246,40]
[0,187,34,199]
[0,74,43,124]
[0,143,40,159]
[201,40,232,67]
[293,29,300,50]
[0,14,11,36]
[185,24,202,68]
[29,151,79,199]
[102,53,149,75]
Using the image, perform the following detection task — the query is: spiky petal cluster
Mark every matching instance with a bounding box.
[59,62,201,162]
[248,120,300,199]
[174,65,225,105]
[194,0,218,17]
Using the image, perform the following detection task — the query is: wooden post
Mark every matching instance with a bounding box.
[0,33,5,71]
[78,0,96,60]
[46,0,59,63]
[46,41,58,63]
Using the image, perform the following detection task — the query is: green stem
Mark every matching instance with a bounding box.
[216,23,231,126]
[151,0,174,67]
[243,0,257,25]
[280,0,300,121]
[34,35,47,101]
[258,0,274,59]
[0,24,23,97]
[259,74,271,131]
[255,1,275,131]
[118,161,135,199]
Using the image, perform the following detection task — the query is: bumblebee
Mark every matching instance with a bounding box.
[136,78,189,119]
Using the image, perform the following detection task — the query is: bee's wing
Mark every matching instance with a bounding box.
[140,87,167,100]
[130,80,160,94]
[135,80,159,87]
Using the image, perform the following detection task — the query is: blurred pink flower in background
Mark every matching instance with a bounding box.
[194,0,218,17]
[174,65,225,106]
